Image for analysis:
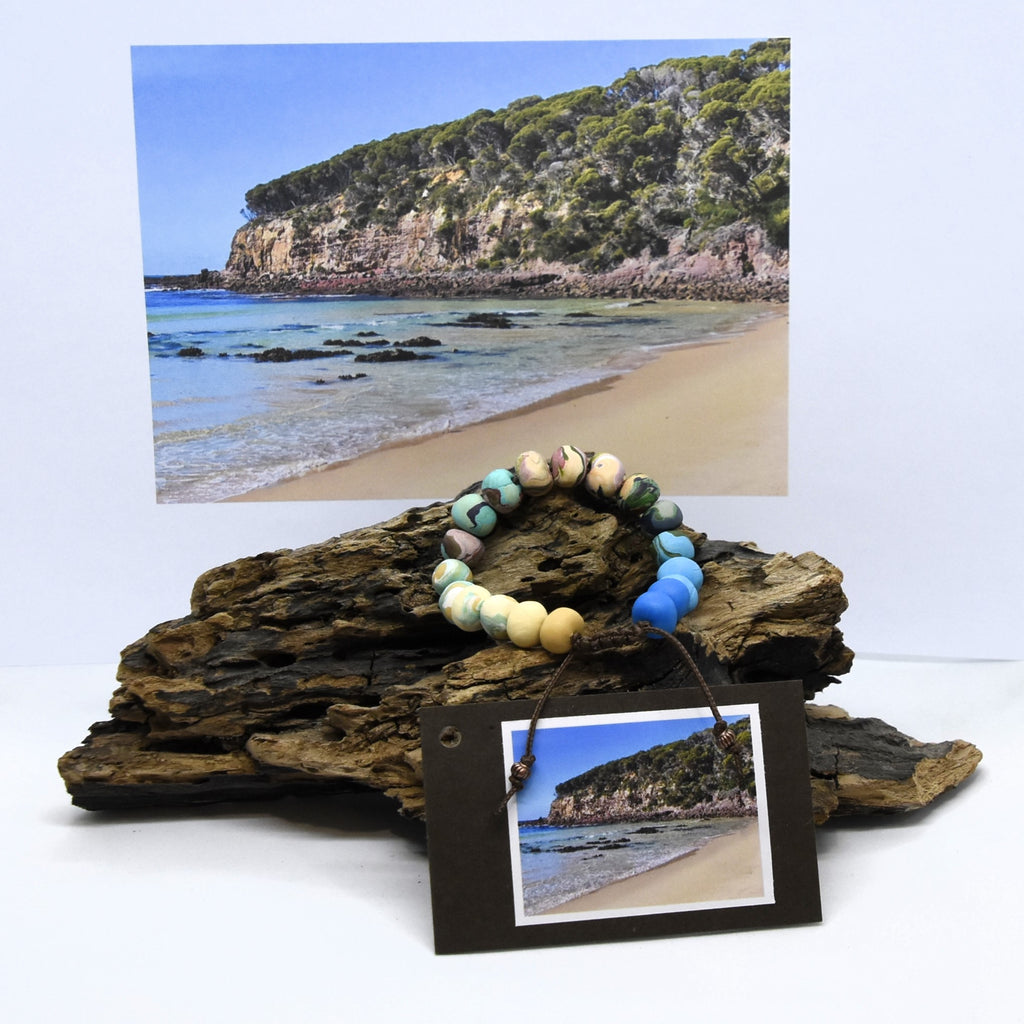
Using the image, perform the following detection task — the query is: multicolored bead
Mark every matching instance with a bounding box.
[440,528,485,567]
[445,582,492,632]
[480,593,519,640]
[451,492,498,537]
[515,450,553,495]
[550,444,588,488]
[584,452,625,499]
[432,558,473,595]
[640,498,684,536]
[481,467,523,513]
[618,473,661,514]
[652,529,696,564]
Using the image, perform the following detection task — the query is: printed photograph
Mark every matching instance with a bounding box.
[133,39,790,503]
[502,706,772,924]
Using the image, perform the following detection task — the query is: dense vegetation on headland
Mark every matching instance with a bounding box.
[201,40,789,299]
[544,718,756,826]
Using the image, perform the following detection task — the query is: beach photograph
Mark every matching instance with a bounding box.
[133,39,790,502]
[503,707,772,924]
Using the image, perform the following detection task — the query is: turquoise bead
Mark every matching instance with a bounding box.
[640,499,683,536]
[481,468,522,513]
[451,492,498,537]
[631,590,679,636]
[650,575,698,616]
[657,556,703,590]
[652,529,696,564]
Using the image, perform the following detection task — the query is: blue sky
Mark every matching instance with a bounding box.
[509,712,748,822]
[131,38,755,275]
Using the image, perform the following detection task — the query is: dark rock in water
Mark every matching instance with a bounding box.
[322,338,350,347]
[353,348,435,363]
[394,336,443,347]
[252,347,345,363]
[338,372,368,381]
[176,346,205,358]
[565,310,599,318]
[441,312,518,329]
[356,330,379,337]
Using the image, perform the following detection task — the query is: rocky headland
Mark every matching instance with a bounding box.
[149,40,789,302]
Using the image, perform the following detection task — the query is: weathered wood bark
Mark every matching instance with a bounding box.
[58,491,980,819]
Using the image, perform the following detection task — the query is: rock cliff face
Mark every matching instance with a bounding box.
[543,719,757,826]
[224,206,788,300]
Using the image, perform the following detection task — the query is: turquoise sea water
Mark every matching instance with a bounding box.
[517,817,749,916]
[146,291,773,502]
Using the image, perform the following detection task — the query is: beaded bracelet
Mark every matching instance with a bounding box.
[431,445,705,652]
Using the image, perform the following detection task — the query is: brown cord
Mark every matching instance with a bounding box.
[496,622,737,813]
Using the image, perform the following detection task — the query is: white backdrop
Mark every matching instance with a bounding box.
[3,0,1022,666]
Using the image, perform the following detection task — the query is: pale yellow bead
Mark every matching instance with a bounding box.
[539,607,586,654]
[505,600,548,648]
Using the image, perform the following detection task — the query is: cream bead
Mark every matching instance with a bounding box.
[515,450,554,495]
[438,579,474,623]
[538,607,585,654]
[505,600,548,648]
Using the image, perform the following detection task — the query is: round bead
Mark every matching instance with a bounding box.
[432,558,473,595]
[631,590,679,636]
[618,473,661,513]
[515,451,554,495]
[481,468,523,513]
[440,528,485,567]
[652,529,696,564]
[640,498,684,536]
[451,493,498,537]
[649,574,699,616]
[447,583,492,632]
[505,600,548,648]
[479,593,518,640]
[550,445,588,488]
[657,556,704,590]
[438,580,475,623]
[538,607,585,654]
[584,453,625,499]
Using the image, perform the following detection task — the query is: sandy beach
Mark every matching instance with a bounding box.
[230,309,787,502]
[540,820,764,915]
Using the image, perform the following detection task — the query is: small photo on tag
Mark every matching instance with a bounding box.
[420,681,820,954]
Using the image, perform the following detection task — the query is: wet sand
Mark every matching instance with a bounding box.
[540,820,764,914]
[229,310,787,501]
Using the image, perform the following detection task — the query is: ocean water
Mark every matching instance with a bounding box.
[517,817,748,916]
[146,290,773,502]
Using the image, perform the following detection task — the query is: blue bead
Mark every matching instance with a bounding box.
[631,590,679,636]
[656,556,703,589]
[651,529,696,564]
[649,575,699,616]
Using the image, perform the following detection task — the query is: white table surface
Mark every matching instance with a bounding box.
[2,656,1020,1023]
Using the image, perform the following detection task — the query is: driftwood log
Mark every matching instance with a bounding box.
[59,490,981,823]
